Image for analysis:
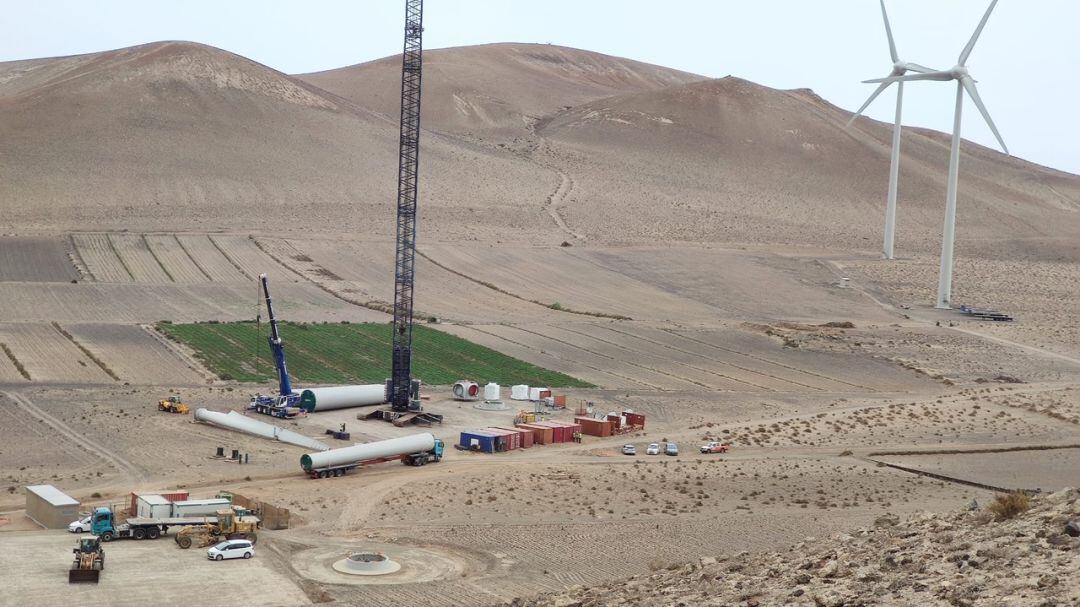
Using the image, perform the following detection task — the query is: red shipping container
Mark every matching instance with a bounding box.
[535,420,581,443]
[493,426,533,448]
[484,427,520,450]
[575,416,613,437]
[539,389,552,400]
[129,490,189,515]
[606,414,622,430]
[553,395,567,408]
[517,423,554,445]
[624,412,646,429]
[531,421,565,443]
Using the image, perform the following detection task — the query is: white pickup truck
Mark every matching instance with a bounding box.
[700,441,729,454]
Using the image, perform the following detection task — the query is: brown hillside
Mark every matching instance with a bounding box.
[0,41,553,239]
[298,42,704,138]
[539,77,1080,259]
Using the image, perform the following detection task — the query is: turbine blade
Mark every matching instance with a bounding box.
[880,0,899,63]
[846,81,893,127]
[960,0,999,65]
[903,62,939,74]
[863,71,953,84]
[961,77,1009,154]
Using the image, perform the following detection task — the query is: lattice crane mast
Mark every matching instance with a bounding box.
[389,0,424,412]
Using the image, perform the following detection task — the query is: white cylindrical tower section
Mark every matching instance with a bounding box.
[300,433,436,471]
[299,385,387,412]
[483,382,500,401]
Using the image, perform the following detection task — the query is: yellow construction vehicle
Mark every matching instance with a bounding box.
[69,535,104,583]
[174,509,259,549]
[158,396,190,414]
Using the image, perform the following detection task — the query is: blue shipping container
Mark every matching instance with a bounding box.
[459,431,497,453]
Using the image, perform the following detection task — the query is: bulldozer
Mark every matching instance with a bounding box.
[158,395,190,414]
[174,509,259,549]
[69,535,104,583]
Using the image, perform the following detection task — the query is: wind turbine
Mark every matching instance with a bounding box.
[848,0,939,261]
[866,0,1008,309]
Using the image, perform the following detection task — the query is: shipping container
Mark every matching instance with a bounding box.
[493,426,533,448]
[128,490,189,515]
[553,395,567,408]
[516,423,554,445]
[483,427,520,450]
[606,414,623,430]
[624,412,646,429]
[459,431,497,453]
[575,416,613,437]
[136,494,173,519]
[533,421,576,443]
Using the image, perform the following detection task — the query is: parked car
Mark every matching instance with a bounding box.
[665,442,679,456]
[207,539,254,561]
[68,516,91,533]
[621,444,637,456]
[646,443,660,455]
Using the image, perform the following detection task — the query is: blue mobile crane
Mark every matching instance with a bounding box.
[248,273,301,418]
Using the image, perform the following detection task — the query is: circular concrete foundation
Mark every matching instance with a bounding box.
[474,400,509,411]
[332,552,402,576]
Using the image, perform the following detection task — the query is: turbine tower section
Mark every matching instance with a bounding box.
[390,0,424,412]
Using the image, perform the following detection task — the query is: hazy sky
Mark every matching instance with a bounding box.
[3,1,1077,174]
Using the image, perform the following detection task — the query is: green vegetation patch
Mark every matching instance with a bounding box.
[156,321,593,388]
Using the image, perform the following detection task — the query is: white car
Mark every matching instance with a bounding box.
[207,539,255,561]
[645,443,660,455]
[68,516,91,533]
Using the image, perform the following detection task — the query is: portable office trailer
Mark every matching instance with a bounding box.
[459,431,497,453]
[171,498,231,518]
[128,490,189,515]
[136,494,173,519]
[25,485,80,529]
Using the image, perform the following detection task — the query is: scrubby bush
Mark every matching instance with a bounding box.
[988,491,1031,520]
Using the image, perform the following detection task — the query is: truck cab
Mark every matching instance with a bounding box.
[90,507,118,539]
[402,438,444,466]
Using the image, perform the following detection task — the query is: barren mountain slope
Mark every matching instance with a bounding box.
[0,42,553,238]
[298,42,704,138]
[539,77,1080,258]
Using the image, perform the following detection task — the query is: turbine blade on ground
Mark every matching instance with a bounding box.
[846,81,894,127]
[961,77,1009,154]
[880,0,899,63]
[960,0,1000,65]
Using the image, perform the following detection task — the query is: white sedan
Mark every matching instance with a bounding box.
[68,516,91,533]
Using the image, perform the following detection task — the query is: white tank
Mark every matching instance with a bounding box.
[301,433,437,471]
[452,380,480,401]
[510,385,529,400]
[528,387,541,401]
[483,382,500,401]
[299,384,386,412]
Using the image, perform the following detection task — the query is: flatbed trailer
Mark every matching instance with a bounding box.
[90,507,258,542]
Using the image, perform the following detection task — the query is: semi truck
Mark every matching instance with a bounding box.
[301,433,444,478]
[89,507,259,542]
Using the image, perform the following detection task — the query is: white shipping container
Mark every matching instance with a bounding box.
[510,385,529,400]
[136,494,172,519]
[170,498,231,518]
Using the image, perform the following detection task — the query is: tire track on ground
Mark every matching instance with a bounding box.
[512,325,700,390]
[463,325,655,389]
[560,324,777,391]
[2,390,145,483]
[661,328,875,391]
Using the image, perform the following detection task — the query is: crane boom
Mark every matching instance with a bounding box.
[259,273,293,398]
[389,0,424,412]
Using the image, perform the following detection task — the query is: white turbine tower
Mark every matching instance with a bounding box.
[848,0,939,261]
[866,0,1009,309]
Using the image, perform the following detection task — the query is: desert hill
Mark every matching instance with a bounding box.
[0,41,554,239]
[298,42,704,138]
[0,41,1078,256]
[538,76,1080,258]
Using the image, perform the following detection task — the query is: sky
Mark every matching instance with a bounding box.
[3,1,1078,174]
